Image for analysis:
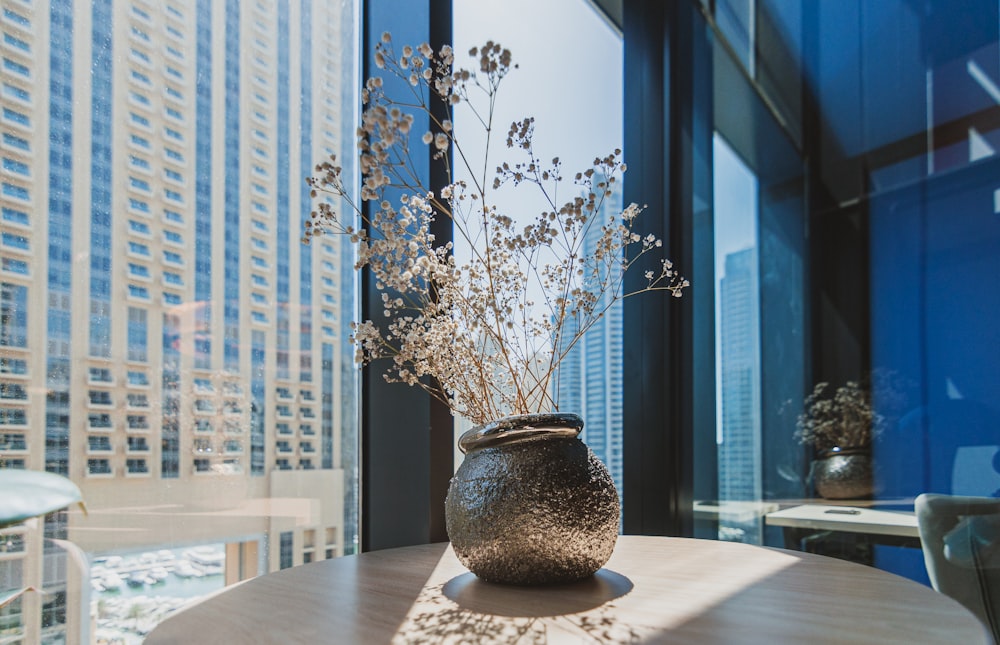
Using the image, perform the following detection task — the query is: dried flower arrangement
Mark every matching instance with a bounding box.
[305,34,687,426]
[794,381,884,454]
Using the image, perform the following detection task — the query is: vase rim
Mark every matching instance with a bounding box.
[458,413,583,454]
[818,446,870,457]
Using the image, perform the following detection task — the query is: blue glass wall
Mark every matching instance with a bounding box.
[223,0,241,372]
[276,0,291,380]
[251,330,266,475]
[194,0,213,370]
[127,308,148,362]
[322,343,333,469]
[88,0,113,358]
[299,0,314,384]
[45,0,73,476]
[689,0,1000,584]
[161,314,180,478]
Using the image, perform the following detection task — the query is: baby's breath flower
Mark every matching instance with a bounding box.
[304,34,687,425]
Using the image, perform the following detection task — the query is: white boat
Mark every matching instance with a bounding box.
[127,572,148,588]
[173,562,200,578]
[149,567,169,582]
[101,572,124,591]
[183,547,225,568]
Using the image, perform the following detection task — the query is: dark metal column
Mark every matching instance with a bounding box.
[622,0,712,537]
[360,0,453,552]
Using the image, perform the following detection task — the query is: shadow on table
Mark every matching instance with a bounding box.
[443,568,633,617]
[394,569,638,644]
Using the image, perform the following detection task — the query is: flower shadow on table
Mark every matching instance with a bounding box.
[394,569,639,644]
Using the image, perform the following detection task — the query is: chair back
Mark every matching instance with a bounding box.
[916,493,1000,642]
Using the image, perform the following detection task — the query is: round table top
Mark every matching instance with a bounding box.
[145,535,988,644]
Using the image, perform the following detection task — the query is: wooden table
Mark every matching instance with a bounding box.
[145,535,987,644]
[766,504,919,538]
[766,503,921,550]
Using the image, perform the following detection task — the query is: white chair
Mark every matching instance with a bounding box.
[916,493,1000,642]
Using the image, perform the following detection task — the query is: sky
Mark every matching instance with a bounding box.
[451,0,624,224]
[712,133,759,443]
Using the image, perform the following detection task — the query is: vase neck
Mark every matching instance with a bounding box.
[459,413,583,454]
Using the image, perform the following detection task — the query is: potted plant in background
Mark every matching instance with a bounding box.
[305,35,687,584]
[795,380,883,500]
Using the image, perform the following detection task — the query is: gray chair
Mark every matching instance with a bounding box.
[916,493,1000,642]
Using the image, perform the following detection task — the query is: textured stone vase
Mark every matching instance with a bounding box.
[814,447,874,500]
[445,413,620,585]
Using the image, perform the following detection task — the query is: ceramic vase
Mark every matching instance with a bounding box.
[814,447,874,500]
[445,413,620,585]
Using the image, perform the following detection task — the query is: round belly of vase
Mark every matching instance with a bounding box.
[814,451,873,500]
[445,417,619,585]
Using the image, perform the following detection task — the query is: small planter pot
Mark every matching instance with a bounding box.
[813,447,874,500]
[445,413,620,585]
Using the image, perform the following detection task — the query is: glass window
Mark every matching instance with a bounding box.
[1,1,360,641]
[279,531,293,569]
[2,258,28,276]
[1,207,29,226]
[131,70,152,85]
[454,0,625,495]
[87,436,111,452]
[0,283,27,347]
[710,134,763,543]
[87,459,112,475]
[1,233,29,251]
[2,59,30,79]
[666,0,1000,590]
[2,8,30,27]
[3,133,30,152]
[2,158,29,176]
[3,32,30,53]
[88,368,113,384]
[0,383,27,401]
[127,263,150,278]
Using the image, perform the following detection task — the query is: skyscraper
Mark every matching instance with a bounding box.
[717,247,762,542]
[0,1,357,640]
[554,181,625,497]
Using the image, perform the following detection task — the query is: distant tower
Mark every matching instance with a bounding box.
[555,178,624,497]
[717,247,762,542]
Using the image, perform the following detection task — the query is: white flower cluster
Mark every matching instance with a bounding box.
[305,34,688,425]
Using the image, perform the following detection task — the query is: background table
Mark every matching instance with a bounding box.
[146,535,987,644]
